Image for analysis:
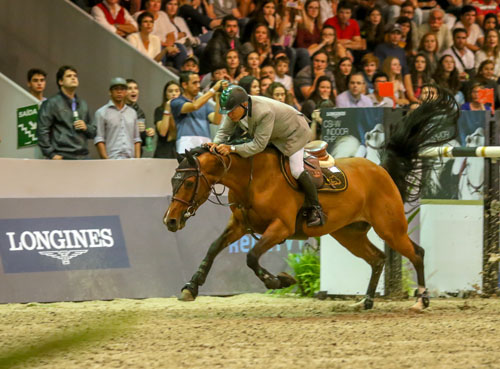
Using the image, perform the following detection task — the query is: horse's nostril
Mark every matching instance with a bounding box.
[167,219,177,228]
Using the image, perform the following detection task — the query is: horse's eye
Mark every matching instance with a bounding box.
[185,181,194,189]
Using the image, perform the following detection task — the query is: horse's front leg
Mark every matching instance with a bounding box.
[180,214,246,301]
[246,218,294,290]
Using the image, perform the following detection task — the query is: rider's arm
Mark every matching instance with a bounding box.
[213,115,236,144]
[233,111,274,157]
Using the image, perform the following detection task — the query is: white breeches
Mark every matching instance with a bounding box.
[290,148,305,179]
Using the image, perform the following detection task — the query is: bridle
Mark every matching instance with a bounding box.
[171,151,233,219]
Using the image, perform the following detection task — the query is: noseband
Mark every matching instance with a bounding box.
[171,152,233,218]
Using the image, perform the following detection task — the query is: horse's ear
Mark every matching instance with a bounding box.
[185,149,197,166]
[176,152,185,164]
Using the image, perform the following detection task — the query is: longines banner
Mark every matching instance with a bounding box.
[0,216,129,273]
[321,108,489,200]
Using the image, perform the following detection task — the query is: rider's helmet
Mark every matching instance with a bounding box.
[219,85,249,114]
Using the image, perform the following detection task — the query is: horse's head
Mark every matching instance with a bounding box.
[163,148,228,232]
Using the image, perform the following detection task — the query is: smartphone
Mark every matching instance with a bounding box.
[287,2,299,8]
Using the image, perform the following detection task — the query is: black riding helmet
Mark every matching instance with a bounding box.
[219,85,249,114]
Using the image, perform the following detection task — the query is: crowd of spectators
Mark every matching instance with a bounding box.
[32,0,500,159]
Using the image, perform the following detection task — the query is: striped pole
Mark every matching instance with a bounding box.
[420,146,500,158]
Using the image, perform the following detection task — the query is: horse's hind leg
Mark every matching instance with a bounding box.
[374,223,428,312]
[246,219,294,290]
[331,225,386,310]
[180,214,246,301]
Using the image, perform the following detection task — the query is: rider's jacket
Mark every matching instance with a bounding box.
[213,95,312,157]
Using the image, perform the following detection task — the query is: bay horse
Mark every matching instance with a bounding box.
[164,87,459,312]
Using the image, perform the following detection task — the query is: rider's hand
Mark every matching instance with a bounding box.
[206,142,218,153]
[215,144,232,156]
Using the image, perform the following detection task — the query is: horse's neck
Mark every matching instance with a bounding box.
[217,155,252,199]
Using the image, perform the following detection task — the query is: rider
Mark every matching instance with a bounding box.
[207,85,326,227]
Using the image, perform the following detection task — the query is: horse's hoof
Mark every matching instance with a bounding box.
[409,299,425,313]
[277,272,297,288]
[364,297,374,310]
[179,288,195,302]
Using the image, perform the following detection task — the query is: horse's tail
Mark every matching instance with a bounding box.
[380,85,460,203]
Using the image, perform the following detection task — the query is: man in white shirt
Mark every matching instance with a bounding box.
[91,0,138,37]
[336,73,373,108]
[441,28,475,81]
[452,5,483,52]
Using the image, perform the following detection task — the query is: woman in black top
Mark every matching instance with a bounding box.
[153,81,181,158]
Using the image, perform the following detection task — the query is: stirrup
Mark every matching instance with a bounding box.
[307,206,326,227]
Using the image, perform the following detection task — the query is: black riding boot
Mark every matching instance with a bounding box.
[297,172,326,227]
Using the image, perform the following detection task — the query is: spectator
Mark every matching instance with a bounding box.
[336,72,373,107]
[265,81,294,106]
[91,0,138,37]
[471,60,500,107]
[261,62,276,80]
[417,8,452,53]
[154,81,181,158]
[201,15,241,74]
[404,53,433,103]
[368,72,394,107]
[308,25,348,66]
[295,0,322,49]
[324,2,364,51]
[274,55,293,90]
[482,13,499,32]
[164,0,200,56]
[475,0,500,27]
[374,23,408,76]
[361,53,378,94]
[301,75,335,119]
[26,68,47,105]
[178,0,222,37]
[94,78,142,159]
[360,6,385,52]
[260,76,273,94]
[333,56,352,94]
[133,0,172,45]
[239,75,261,95]
[441,28,475,82]
[461,82,492,110]
[246,51,261,78]
[170,72,224,152]
[225,49,249,83]
[433,55,465,105]
[295,50,335,101]
[417,32,439,74]
[400,1,421,27]
[212,0,248,18]
[181,55,200,73]
[475,29,500,78]
[453,5,483,53]
[125,78,155,151]
[37,66,96,160]
[276,0,301,50]
[127,12,172,63]
[241,24,275,65]
[382,56,410,106]
[201,64,230,92]
[396,16,417,57]
[242,0,281,43]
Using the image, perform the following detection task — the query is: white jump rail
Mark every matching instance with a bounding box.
[420,146,500,158]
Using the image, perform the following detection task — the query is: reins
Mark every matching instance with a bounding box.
[171,150,261,241]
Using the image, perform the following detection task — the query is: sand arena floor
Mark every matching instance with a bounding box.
[0,294,500,369]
